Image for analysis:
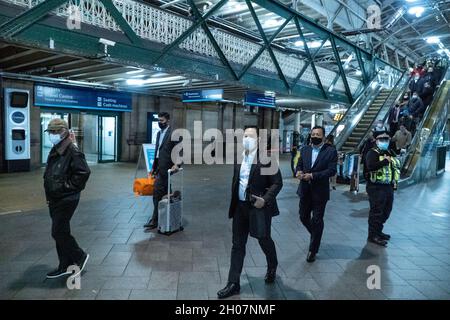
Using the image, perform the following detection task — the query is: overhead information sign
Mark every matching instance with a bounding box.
[182,89,223,102]
[34,83,132,112]
[244,91,276,108]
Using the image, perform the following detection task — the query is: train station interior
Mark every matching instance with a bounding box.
[0,0,449,301]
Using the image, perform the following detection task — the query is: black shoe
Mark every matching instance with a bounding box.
[217,282,240,299]
[73,253,89,277]
[379,232,391,240]
[368,236,388,247]
[46,267,70,279]
[144,220,158,229]
[265,268,276,283]
[306,251,316,263]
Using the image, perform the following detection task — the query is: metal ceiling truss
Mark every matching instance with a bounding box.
[0,0,403,104]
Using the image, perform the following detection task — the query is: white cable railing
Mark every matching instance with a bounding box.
[3,0,363,93]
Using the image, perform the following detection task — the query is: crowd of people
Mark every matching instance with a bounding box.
[388,57,447,141]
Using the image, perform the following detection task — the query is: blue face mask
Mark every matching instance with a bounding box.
[377,141,389,151]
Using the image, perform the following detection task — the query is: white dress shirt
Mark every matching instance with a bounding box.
[311,143,324,167]
[156,126,169,159]
[238,149,257,201]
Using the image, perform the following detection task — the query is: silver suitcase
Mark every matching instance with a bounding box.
[157,168,184,235]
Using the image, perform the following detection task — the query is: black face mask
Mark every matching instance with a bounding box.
[158,122,168,130]
[311,137,323,146]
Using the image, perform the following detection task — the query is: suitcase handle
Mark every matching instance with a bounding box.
[166,167,183,231]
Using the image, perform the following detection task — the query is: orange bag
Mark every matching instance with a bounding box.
[133,175,155,196]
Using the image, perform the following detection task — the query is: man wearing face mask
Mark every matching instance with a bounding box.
[295,126,337,262]
[144,112,180,230]
[388,103,402,137]
[217,126,282,299]
[409,73,422,94]
[43,119,90,279]
[365,130,400,247]
[408,91,425,122]
[418,67,437,108]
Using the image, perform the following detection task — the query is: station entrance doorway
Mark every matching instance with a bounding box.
[40,111,118,164]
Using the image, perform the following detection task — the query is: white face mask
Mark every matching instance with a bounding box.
[49,133,63,145]
[243,137,257,151]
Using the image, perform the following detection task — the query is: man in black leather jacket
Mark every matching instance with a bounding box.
[44,118,90,279]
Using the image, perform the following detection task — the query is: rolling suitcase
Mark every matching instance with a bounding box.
[157,168,184,235]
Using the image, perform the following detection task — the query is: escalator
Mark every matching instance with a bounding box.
[340,89,391,152]
[331,69,409,152]
[399,71,450,187]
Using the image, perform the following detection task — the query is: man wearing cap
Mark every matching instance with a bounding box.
[364,128,400,247]
[44,118,91,278]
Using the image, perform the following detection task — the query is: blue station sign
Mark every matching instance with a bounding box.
[34,83,132,112]
[244,91,276,108]
[182,89,223,102]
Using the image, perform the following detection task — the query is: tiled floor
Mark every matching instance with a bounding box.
[0,154,449,300]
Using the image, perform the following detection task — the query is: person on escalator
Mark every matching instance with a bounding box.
[409,73,423,94]
[408,92,425,120]
[391,124,412,155]
[388,103,402,137]
[418,67,437,108]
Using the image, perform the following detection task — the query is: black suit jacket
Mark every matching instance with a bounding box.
[228,153,283,219]
[152,126,179,174]
[296,143,338,203]
[388,106,401,124]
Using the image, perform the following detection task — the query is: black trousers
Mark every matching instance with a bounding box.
[150,171,169,223]
[366,184,394,238]
[228,201,278,284]
[49,196,85,269]
[299,198,328,254]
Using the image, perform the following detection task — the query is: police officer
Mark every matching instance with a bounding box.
[365,129,400,246]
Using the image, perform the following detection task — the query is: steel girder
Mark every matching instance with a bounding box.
[0,0,403,104]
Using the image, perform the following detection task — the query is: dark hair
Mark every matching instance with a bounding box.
[244,125,259,135]
[311,126,325,136]
[326,134,335,145]
[158,112,170,120]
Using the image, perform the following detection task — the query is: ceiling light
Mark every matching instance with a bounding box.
[426,36,440,44]
[126,76,185,86]
[294,40,304,47]
[126,69,144,75]
[308,41,322,48]
[355,70,363,76]
[126,79,146,85]
[264,19,283,28]
[408,6,425,17]
[151,72,169,77]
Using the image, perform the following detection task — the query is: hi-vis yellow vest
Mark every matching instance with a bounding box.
[369,149,400,184]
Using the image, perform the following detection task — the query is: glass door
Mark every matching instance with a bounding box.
[40,112,69,164]
[98,115,117,162]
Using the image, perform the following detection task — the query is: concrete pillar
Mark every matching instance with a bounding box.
[311,113,323,128]
[294,111,301,133]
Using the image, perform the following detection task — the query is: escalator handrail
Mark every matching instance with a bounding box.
[353,70,409,152]
[400,65,450,173]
